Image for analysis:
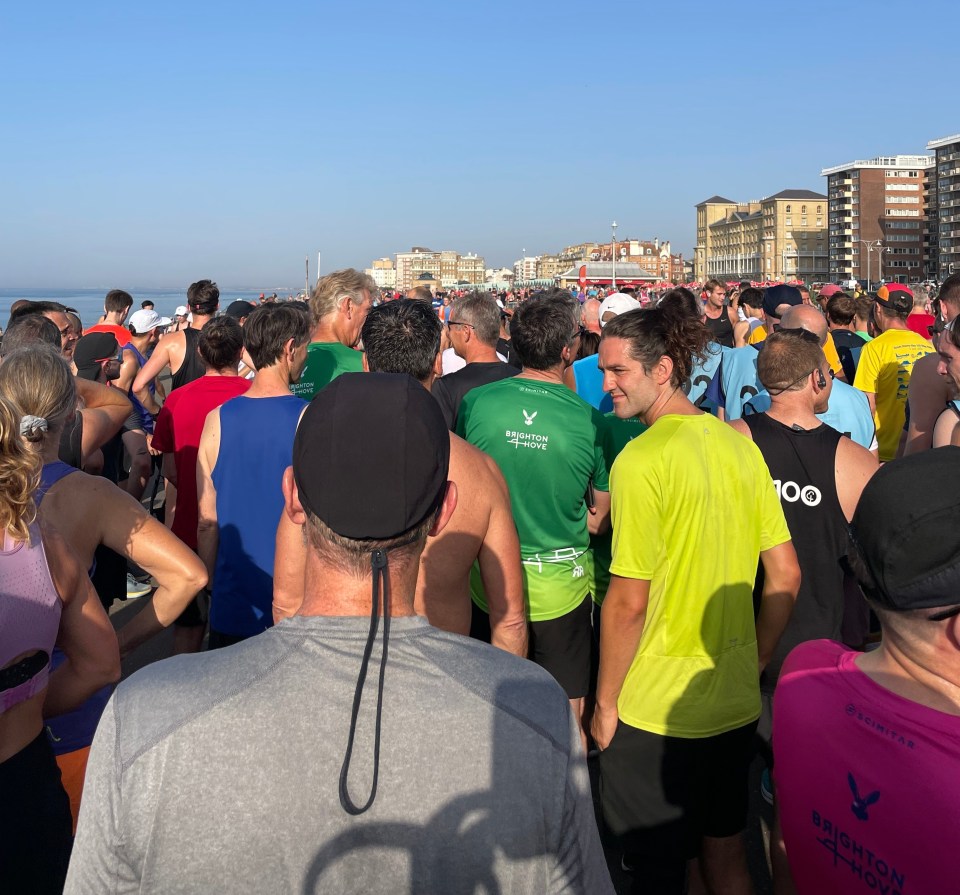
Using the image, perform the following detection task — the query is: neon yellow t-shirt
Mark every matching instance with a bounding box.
[852,328,934,461]
[610,413,791,738]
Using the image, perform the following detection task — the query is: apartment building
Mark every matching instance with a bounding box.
[365,257,396,290]
[593,238,684,282]
[393,247,486,290]
[928,134,960,280]
[821,155,933,285]
[696,191,828,283]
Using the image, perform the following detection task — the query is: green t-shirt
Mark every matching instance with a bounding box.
[610,413,791,738]
[458,377,609,621]
[291,341,363,399]
[590,413,647,606]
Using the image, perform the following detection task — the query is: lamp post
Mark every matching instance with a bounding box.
[860,239,883,289]
[611,221,618,290]
[874,243,886,285]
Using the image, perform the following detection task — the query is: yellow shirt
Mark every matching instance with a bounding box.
[853,328,934,461]
[609,414,791,738]
[749,326,843,376]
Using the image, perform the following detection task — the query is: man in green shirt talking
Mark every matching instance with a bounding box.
[292,268,374,399]
[458,290,610,733]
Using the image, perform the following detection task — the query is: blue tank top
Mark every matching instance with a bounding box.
[210,394,307,636]
[572,355,611,413]
[122,342,155,434]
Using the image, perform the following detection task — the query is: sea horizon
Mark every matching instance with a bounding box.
[0,286,302,327]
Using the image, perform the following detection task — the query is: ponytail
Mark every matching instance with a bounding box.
[0,396,41,543]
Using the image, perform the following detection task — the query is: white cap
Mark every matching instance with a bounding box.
[128,309,172,334]
[175,305,188,316]
[598,292,641,327]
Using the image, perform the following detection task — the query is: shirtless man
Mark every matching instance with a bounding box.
[273,299,528,658]
[905,273,960,454]
[132,279,220,395]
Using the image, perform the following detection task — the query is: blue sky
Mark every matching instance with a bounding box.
[3,0,958,287]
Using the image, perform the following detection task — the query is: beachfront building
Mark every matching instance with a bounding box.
[928,134,960,280]
[392,248,486,291]
[557,262,657,290]
[821,155,934,286]
[591,238,684,282]
[365,258,396,290]
[696,191,829,284]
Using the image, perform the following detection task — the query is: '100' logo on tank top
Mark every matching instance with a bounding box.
[774,479,821,507]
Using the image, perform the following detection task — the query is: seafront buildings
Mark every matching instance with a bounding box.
[694,191,829,284]
[820,155,934,286]
[928,134,960,281]
[371,248,487,291]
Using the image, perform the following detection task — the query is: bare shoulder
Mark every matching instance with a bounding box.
[836,432,879,473]
[727,417,753,439]
[450,433,506,482]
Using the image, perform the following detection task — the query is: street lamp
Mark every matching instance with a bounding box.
[860,239,882,289]
[611,221,618,290]
[874,243,886,285]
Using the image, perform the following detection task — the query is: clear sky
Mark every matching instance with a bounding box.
[3,0,958,287]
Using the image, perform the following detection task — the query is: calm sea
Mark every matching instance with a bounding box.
[0,287,300,328]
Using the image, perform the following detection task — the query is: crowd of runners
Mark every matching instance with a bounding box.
[2,270,959,894]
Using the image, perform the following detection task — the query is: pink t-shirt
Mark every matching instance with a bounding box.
[774,639,960,895]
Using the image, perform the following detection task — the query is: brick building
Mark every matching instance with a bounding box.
[821,155,933,285]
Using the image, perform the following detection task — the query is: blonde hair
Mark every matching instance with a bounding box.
[309,268,377,326]
[0,346,77,447]
[0,396,41,542]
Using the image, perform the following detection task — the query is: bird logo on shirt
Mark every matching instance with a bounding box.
[848,772,880,821]
[522,409,537,426]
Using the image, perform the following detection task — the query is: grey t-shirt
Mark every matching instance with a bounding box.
[66,616,613,894]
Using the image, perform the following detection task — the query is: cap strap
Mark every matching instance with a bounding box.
[338,549,391,815]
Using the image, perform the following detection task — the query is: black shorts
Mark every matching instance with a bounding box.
[529,596,593,699]
[175,589,210,628]
[599,718,758,862]
[0,731,73,894]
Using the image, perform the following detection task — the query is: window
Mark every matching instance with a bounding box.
[786,205,791,213]
[801,205,806,214]
[817,205,822,213]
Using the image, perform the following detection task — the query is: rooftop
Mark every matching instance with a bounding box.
[821,155,934,176]
[928,134,960,150]
[765,189,827,201]
[696,195,736,206]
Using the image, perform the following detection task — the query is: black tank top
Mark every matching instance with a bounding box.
[704,309,735,348]
[744,413,848,686]
[170,327,205,391]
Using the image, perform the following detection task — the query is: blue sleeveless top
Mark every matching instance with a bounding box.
[210,394,307,637]
[572,355,611,413]
[122,342,155,434]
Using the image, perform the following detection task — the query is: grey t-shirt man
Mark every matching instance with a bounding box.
[66,616,613,894]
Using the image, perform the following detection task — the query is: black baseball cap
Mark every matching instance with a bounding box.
[73,332,119,381]
[293,372,450,540]
[224,300,255,321]
[850,447,960,612]
[762,284,804,319]
[874,284,913,315]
